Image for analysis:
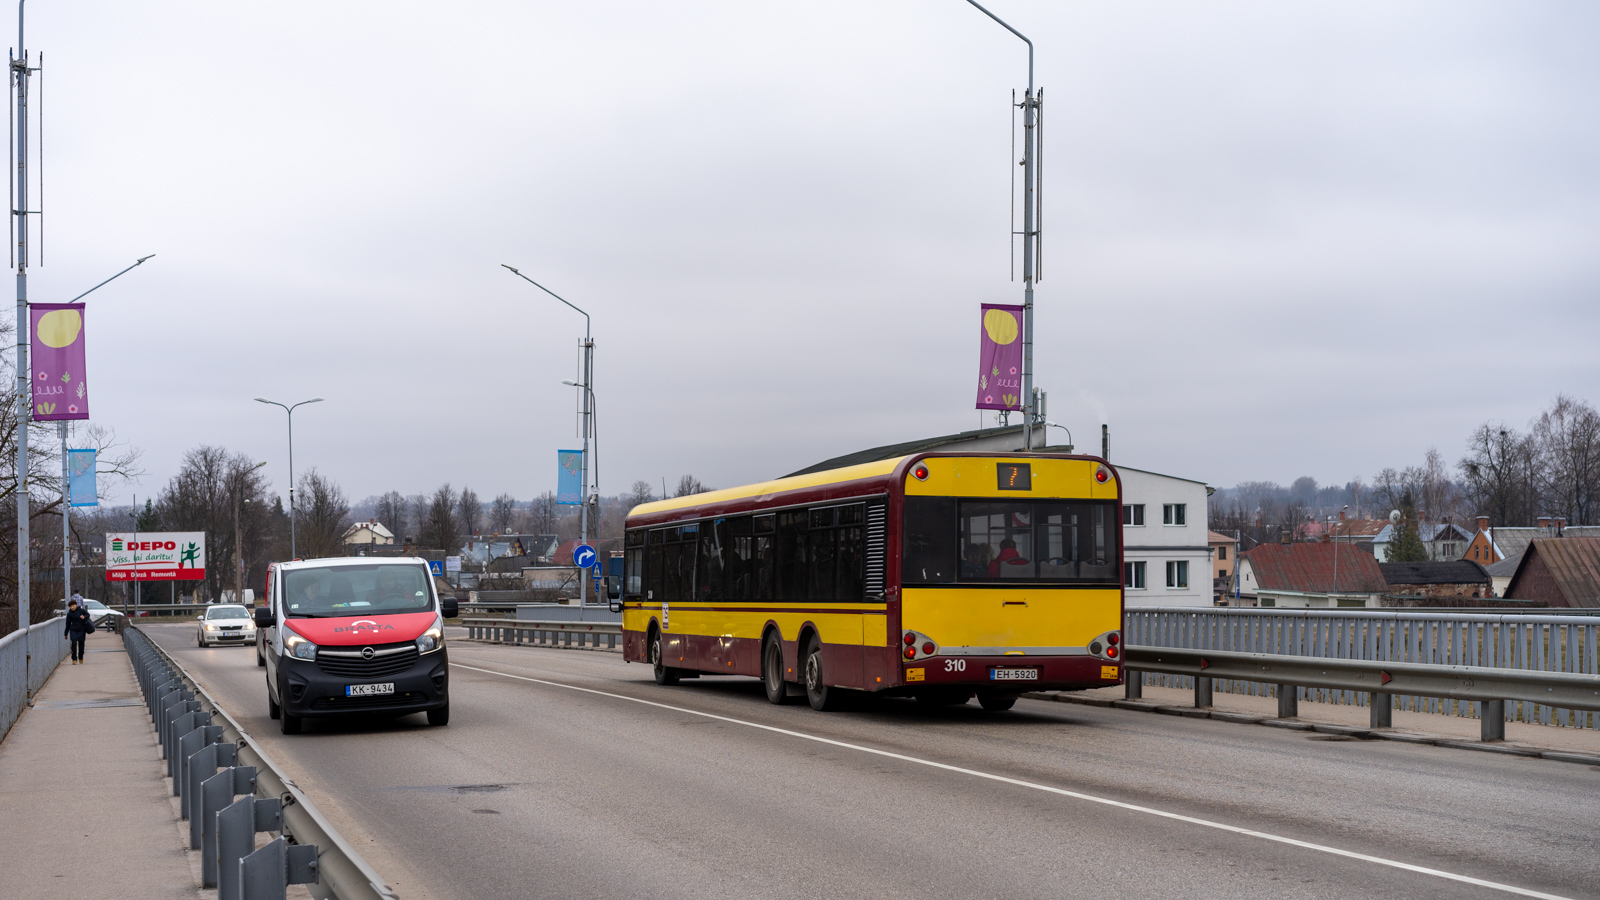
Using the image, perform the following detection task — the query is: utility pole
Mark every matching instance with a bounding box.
[967,0,1044,450]
[11,2,34,675]
[502,265,599,605]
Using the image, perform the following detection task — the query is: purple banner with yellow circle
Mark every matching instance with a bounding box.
[976,303,1023,411]
[29,302,89,420]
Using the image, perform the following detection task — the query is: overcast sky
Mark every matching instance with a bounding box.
[17,0,1600,505]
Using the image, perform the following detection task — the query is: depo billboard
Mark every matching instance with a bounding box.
[105,532,206,581]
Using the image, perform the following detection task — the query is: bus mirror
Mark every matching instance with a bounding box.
[609,598,623,614]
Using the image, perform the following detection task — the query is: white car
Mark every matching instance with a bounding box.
[196,604,258,648]
[60,598,125,630]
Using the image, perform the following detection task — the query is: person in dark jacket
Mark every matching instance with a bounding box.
[64,598,94,664]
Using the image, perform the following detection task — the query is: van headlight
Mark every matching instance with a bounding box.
[283,631,318,661]
[416,616,444,654]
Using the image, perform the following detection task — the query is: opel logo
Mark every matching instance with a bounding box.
[361,647,375,660]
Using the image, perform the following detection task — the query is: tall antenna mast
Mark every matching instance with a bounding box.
[10,0,34,681]
[966,0,1044,450]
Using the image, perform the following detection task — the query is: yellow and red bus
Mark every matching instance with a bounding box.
[620,453,1123,711]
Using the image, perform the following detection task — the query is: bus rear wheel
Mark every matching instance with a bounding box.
[651,630,680,686]
[803,635,844,711]
[977,691,1019,711]
[762,635,791,705]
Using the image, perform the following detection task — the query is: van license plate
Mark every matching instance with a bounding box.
[991,668,1039,681]
[346,683,395,697]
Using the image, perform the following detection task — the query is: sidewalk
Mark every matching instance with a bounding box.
[0,630,196,900]
[1046,682,1600,758]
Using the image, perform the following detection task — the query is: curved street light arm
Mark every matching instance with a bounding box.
[502,264,590,341]
[964,0,1033,93]
[68,254,155,303]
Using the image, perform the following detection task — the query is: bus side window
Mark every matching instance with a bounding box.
[902,497,956,584]
[698,521,726,601]
[753,515,776,601]
[725,517,753,600]
[776,510,808,601]
[647,529,666,601]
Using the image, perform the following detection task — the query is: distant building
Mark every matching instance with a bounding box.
[1371,522,1475,563]
[1236,541,1387,608]
[1485,553,1522,598]
[1377,560,1492,601]
[342,521,395,548]
[1504,537,1600,607]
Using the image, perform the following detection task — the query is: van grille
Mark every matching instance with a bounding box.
[315,641,419,679]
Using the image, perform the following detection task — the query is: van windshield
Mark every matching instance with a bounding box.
[281,564,434,618]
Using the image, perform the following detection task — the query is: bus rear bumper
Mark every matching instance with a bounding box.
[898,654,1119,691]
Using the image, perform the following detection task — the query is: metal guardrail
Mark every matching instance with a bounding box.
[1124,606,1600,738]
[460,617,621,651]
[125,626,396,900]
[0,616,69,742]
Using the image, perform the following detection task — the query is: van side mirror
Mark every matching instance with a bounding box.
[253,607,275,628]
[440,598,459,619]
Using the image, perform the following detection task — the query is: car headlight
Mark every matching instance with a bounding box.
[204,624,218,631]
[283,631,318,661]
[415,615,444,654]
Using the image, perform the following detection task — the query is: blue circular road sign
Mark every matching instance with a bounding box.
[574,544,597,569]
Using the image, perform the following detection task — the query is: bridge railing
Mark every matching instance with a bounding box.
[0,616,70,742]
[1125,607,1600,732]
[458,617,622,652]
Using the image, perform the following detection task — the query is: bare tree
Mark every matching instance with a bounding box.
[675,475,711,498]
[420,484,460,554]
[457,487,482,536]
[1459,424,1539,527]
[155,446,272,601]
[529,491,558,535]
[489,493,517,533]
[627,480,654,512]
[373,490,409,541]
[294,469,351,560]
[1533,394,1600,525]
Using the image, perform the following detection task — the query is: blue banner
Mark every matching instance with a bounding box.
[557,449,583,505]
[67,448,97,507]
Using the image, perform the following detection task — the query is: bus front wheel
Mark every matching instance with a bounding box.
[762,635,792,705]
[802,636,843,712]
[651,630,680,686]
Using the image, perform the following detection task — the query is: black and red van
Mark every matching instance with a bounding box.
[253,557,458,734]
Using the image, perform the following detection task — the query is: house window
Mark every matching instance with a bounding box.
[1163,504,1186,526]
[1166,560,1188,588]
[1219,568,1228,578]
[1217,545,1227,561]
[1124,560,1146,589]
[1123,504,1145,526]
[1260,597,1276,608]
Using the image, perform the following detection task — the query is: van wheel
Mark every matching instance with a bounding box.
[280,710,302,735]
[268,688,281,720]
[978,691,1019,711]
[651,630,679,686]
[803,635,844,711]
[427,704,450,726]
[762,635,791,705]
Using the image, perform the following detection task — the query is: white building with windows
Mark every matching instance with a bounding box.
[1116,466,1214,607]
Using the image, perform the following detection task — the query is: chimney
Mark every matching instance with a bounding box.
[1537,516,1551,529]
[1476,515,1489,534]
[1101,424,1109,460]
[1280,530,1291,545]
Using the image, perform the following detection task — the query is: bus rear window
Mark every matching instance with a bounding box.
[903,498,1119,585]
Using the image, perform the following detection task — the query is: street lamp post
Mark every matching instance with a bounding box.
[56,255,155,611]
[232,461,266,602]
[254,397,323,559]
[965,0,1045,449]
[502,265,599,605]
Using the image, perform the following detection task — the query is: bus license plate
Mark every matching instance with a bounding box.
[991,668,1039,681]
[346,683,394,697]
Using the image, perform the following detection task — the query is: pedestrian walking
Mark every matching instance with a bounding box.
[64,597,94,664]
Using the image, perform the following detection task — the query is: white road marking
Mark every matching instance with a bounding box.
[452,661,1572,900]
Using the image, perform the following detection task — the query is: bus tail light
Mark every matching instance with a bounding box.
[903,633,915,645]
[921,642,935,655]
[1106,646,1119,659]
[912,463,930,481]
[902,630,938,660]
[1090,630,1122,660]
[1108,633,1120,646]
[1094,464,1111,484]
[904,647,916,660]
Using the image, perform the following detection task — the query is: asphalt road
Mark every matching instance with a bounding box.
[141,624,1600,900]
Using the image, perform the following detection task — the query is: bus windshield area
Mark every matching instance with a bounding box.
[282,564,434,617]
[904,497,1119,585]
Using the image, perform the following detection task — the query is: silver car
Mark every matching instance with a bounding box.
[196,604,257,648]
